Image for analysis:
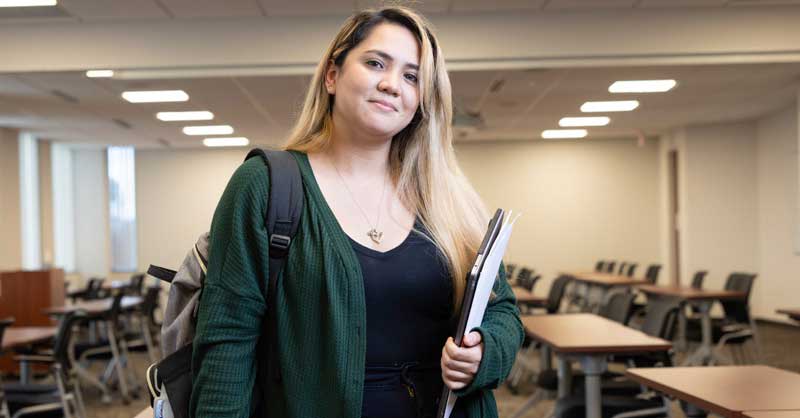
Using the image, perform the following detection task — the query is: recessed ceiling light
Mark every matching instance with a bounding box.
[581,100,639,113]
[157,111,214,121]
[0,0,57,6]
[203,137,249,147]
[183,125,233,136]
[559,117,610,127]
[542,129,587,139]
[85,70,113,78]
[121,90,189,103]
[609,80,676,93]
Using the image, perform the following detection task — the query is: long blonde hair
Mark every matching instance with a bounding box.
[284,6,488,314]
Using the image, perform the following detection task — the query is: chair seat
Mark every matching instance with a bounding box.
[685,318,753,344]
[3,382,58,394]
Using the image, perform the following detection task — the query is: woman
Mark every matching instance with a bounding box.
[191,6,523,418]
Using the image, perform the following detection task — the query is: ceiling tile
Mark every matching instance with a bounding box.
[58,0,169,20]
[258,0,355,16]
[545,0,637,10]
[159,0,264,18]
[451,0,547,12]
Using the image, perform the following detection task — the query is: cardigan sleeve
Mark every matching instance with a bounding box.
[190,157,272,418]
[454,263,524,397]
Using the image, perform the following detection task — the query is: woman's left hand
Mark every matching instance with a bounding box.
[440,331,484,390]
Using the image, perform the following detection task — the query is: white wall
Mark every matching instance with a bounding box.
[755,104,800,321]
[0,128,21,271]
[678,122,759,292]
[136,148,248,272]
[73,149,110,278]
[456,138,663,292]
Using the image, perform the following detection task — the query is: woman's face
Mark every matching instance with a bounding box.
[326,22,421,141]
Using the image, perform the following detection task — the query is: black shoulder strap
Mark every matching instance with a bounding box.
[243,148,304,417]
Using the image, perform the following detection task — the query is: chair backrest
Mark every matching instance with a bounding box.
[129,273,145,296]
[617,262,628,275]
[721,272,757,323]
[644,264,662,284]
[599,292,635,324]
[524,274,541,293]
[640,296,681,339]
[626,263,637,277]
[517,268,534,288]
[690,270,708,289]
[0,317,15,348]
[140,285,162,326]
[546,275,572,314]
[52,311,88,372]
[505,264,517,281]
[605,261,616,273]
[86,277,106,299]
[595,260,605,272]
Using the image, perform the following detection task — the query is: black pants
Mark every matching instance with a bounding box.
[361,362,467,418]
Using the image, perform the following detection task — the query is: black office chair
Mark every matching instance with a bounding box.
[5,311,88,418]
[644,264,662,284]
[690,270,708,289]
[685,272,761,364]
[505,264,517,281]
[594,260,605,272]
[516,268,534,287]
[598,292,636,325]
[625,263,637,277]
[605,261,616,274]
[617,262,628,275]
[127,274,145,296]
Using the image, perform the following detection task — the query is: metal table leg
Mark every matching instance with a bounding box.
[578,355,608,418]
[556,356,573,398]
[682,300,713,366]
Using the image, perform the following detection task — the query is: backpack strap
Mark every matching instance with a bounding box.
[243,148,304,416]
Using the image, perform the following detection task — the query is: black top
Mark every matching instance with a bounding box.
[350,221,466,418]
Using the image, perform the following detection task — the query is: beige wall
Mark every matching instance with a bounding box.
[0,128,21,271]
[136,148,247,272]
[679,122,759,291]
[456,138,663,292]
[755,104,800,321]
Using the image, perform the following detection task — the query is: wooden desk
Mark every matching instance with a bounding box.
[777,308,800,322]
[562,271,650,312]
[626,366,800,418]
[45,296,143,316]
[512,287,546,305]
[520,314,671,418]
[1,327,57,351]
[638,285,747,366]
[742,411,800,418]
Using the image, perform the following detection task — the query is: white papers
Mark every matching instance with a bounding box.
[441,211,519,418]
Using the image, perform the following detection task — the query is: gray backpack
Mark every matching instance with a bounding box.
[145,149,304,418]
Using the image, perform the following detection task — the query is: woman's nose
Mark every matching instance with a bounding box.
[378,75,400,97]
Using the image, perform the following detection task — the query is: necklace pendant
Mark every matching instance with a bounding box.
[367,228,383,244]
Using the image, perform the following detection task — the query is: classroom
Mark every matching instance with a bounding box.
[1,1,799,418]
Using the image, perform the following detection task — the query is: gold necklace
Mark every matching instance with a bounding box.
[330,158,388,245]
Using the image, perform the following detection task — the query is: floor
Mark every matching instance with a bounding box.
[7,320,799,418]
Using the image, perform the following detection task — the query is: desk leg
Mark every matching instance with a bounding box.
[556,356,572,398]
[540,345,552,371]
[579,355,607,418]
[677,302,687,352]
[682,300,713,366]
[19,360,30,385]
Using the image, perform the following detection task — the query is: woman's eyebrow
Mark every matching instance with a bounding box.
[365,49,419,71]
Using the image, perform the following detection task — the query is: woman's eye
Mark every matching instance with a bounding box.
[366,60,384,69]
[405,73,418,83]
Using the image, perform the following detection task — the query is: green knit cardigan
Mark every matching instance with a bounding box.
[190,151,524,418]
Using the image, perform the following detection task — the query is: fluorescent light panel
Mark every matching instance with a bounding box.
[0,0,56,6]
[157,111,214,121]
[86,70,114,78]
[542,129,587,139]
[581,100,639,113]
[122,90,189,103]
[559,117,610,127]
[609,80,676,93]
[203,137,249,147]
[183,125,233,136]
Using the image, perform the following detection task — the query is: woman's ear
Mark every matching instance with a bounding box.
[324,59,338,95]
